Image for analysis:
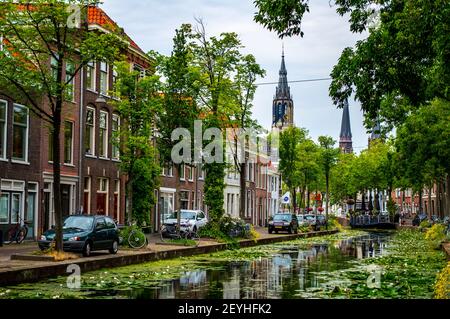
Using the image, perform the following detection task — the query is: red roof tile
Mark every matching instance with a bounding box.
[87,6,145,55]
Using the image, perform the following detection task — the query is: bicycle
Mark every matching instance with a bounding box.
[160,223,200,247]
[127,226,150,249]
[5,217,30,244]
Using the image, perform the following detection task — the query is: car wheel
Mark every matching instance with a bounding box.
[82,241,92,257]
[295,227,298,234]
[193,226,197,233]
[288,227,293,234]
[268,228,273,234]
[109,240,119,254]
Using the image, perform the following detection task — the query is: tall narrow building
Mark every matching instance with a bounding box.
[339,99,353,154]
[272,48,294,130]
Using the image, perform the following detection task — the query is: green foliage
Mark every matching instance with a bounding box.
[119,225,144,248]
[419,220,432,230]
[204,162,226,224]
[253,0,310,38]
[114,62,161,226]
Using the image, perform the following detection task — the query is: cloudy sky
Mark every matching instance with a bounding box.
[101,0,369,152]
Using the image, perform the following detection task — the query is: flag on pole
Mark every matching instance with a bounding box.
[281,192,291,204]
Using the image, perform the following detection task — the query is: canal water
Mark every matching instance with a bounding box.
[96,231,393,299]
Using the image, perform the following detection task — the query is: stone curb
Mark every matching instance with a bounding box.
[0,229,338,287]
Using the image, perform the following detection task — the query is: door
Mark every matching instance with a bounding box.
[92,217,108,250]
[26,193,36,239]
[61,184,71,218]
[96,193,107,215]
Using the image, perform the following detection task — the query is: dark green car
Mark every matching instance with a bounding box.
[38,215,120,257]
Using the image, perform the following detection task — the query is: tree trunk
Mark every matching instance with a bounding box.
[307,187,310,211]
[446,175,450,217]
[240,163,246,219]
[292,188,297,213]
[325,174,329,230]
[126,178,133,226]
[52,101,63,252]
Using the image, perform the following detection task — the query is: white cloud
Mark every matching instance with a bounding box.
[101,0,370,151]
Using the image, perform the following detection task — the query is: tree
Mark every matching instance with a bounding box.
[113,62,161,227]
[296,137,320,210]
[318,136,339,226]
[395,99,450,216]
[279,127,306,212]
[254,0,450,129]
[226,54,265,219]
[0,0,123,251]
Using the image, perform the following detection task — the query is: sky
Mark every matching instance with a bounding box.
[101,0,370,152]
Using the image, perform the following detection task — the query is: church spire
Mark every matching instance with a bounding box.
[339,99,353,153]
[276,46,291,99]
[272,46,294,129]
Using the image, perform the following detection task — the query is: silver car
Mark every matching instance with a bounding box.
[163,210,208,232]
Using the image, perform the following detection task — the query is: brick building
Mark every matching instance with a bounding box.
[0,5,151,240]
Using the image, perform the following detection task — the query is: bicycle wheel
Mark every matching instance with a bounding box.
[184,231,200,247]
[16,226,28,244]
[128,230,147,249]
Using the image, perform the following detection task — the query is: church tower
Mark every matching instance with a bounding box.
[339,99,353,154]
[272,48,294,130]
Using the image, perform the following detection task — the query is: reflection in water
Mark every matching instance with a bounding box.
[111,232,392,299]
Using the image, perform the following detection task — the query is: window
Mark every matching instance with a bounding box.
[112,65,119,98]
[48,128,54,162]
[112,114,120,160]
[179,164,185,180]
[63,121,73,164]
[167,164,173,177]
[0,100,6,159]
[133,64,145,80]
[0,194,8,224]
[188,166,193,181]
[12,104,28,162]
[99,62,108,95]
[51,55,58,80]
[83,177,91,215]
[86,61,96,91]
[199,166,204,180]
[65,61,75,101]
[85,107,95,155]
[99,111,108,158]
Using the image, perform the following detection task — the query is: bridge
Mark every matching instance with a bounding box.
[350,215,396,229]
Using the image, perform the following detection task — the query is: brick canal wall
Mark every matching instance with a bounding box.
[0,230,338,286]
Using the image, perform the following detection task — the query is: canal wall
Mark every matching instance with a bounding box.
[0,230,338,286]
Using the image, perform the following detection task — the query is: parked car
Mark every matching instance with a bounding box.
[316,215,328,227]
[268,213,299,234]
[297,214,308,226]
[163,210,208,232]
[304,214,317,226]
[38,215,120,257]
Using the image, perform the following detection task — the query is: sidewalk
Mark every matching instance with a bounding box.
[0,227,338,286]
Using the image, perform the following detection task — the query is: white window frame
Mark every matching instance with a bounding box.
[64,120,74,165]
[114,179,120,222]
[179,164,185,181]
[11,104,29,164]
[85,107,96,156]
[99,110,108,159]
[167,164,173,177]
[99,62,109,96]
[65,61,76,102]
[188,166,193,181]
[112,113,120,160]
[0,99,7,160]
[86,61,96,92]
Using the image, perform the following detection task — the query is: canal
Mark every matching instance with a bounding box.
[0,230,446,299]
